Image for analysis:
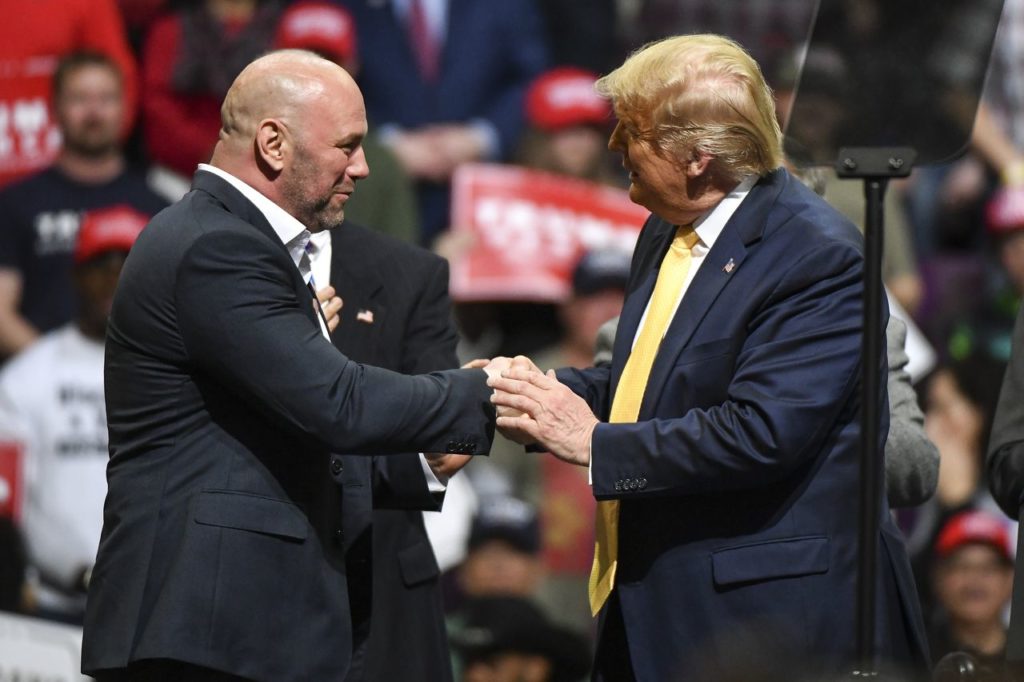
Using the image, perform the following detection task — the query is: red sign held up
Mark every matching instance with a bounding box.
[449,163,647,302]
[0,441,23,520]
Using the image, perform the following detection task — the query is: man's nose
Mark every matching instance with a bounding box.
[350,146,370,179]
[608,122,625,152]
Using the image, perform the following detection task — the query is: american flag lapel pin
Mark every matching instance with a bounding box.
[356,309,374,324]
[723,258,736,274]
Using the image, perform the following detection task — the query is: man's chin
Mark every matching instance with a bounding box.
[310,209,347,232]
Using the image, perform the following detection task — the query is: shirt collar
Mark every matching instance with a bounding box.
[198,163,310,267]
[690,174,758,253]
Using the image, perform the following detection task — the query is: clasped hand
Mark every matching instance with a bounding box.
[486,356,597,467]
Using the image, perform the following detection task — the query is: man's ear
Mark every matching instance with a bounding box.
[685,149,714,178]
[255,118,288,173]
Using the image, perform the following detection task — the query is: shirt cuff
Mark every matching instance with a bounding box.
[420,453,449,492]
[588,437,593,485]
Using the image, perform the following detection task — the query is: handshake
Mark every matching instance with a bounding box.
[469,355,598,467]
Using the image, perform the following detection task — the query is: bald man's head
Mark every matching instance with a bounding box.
[209,49,370,232]
[220,50,357,142]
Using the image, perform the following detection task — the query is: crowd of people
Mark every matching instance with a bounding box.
[2,1,1024,681]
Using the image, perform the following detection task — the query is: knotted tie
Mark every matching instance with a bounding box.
[588,225,700,616]
[299,238,330,340]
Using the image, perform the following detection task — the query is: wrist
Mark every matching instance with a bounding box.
[578,418,598,465]
[1002,158,1024,186]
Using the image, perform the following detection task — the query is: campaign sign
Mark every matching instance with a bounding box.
[449,164,647,302]
[0,442,22,520]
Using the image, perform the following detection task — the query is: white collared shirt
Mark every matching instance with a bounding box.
[631,174,757,348]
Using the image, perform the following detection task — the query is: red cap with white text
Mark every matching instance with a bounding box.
[74,205,148,264]
[274,1,357,69]
[526,68,611,132]
[935,509,1013,563]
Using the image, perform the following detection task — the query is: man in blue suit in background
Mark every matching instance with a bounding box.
[340,0,548,243]
[490,34,929,681]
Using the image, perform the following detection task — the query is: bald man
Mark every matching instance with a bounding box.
[80,51,503,682]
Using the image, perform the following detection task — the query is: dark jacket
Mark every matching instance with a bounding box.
[330,223,458,682]
[559,169,929,680]
[81,170,493,681]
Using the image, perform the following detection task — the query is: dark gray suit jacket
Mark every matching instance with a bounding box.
[329,223,457,682]
[81,171,493,681]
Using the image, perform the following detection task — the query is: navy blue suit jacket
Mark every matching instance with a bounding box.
[341,0,548,239]
[82,172,494,682]
[558,170,929,680]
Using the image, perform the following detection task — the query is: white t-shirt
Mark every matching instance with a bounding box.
[0,324,107,614]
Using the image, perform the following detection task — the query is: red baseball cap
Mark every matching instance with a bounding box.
[526,67,611,132]
[74,205,148,264]
[935,509,1013,563]
[986,185,1024,237]
[274,1,357,69]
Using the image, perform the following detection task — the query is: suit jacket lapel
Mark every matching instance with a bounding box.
[329,230,385,358]
[637,225,750,416]
[610,170,789,418]
[192,170,321,331]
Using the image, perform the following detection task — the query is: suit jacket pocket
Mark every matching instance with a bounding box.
[673,337,738,367]
[712,535,829,587]
[193,489,308,542]
[398,538,439,587]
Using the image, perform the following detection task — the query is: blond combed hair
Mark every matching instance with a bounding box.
[596,34,783,182]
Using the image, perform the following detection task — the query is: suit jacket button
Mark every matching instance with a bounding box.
[446,441,458,453]
[638,477,648,490]
[330,457,344,475]
[630,479,639,491]
[614,480,623,491]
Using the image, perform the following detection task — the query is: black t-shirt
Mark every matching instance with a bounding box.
[0,166,168,333]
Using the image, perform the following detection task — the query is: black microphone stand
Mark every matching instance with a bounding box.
[835,146,915,679]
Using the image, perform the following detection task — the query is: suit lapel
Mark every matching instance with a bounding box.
[192,170,320,331]
[610,170,789,417]
[637,225,750,416]
[329,230,386,358]
[441,0,469,80]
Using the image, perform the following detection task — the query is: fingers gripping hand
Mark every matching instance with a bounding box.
[488,368,597,466]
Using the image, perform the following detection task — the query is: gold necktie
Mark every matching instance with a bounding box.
[588,225,700,616]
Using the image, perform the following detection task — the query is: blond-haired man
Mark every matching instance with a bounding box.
[491,35,929,680]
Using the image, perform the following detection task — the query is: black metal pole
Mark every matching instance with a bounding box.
[856,176,887,674]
